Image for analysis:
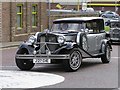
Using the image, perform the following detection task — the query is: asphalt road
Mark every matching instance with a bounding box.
[0,44,119,89]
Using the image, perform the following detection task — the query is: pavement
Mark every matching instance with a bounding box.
[0,41,22,48]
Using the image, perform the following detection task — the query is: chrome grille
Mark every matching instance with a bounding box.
[38,34,59,54]
[111,29,120,38]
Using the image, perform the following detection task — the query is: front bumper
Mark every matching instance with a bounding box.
[15,54,70,60]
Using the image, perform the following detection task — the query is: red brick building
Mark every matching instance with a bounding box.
[1,2,47,42]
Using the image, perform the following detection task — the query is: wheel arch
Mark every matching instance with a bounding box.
[101,39,112,53]
[17,44,34,54]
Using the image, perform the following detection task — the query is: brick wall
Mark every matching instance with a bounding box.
[1,2,48,42]
[40,2,48,32]
[2,2,11,42]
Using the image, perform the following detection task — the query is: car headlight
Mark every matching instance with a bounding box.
[57,35,65,44]
[28,35,36,44]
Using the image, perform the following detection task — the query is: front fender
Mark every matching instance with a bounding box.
[17,43,34,54]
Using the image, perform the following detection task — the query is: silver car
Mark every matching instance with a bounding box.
[101,11,119,18]
[15,17,112,72]
[109,19,120,42]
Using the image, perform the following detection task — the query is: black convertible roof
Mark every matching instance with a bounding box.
[53,17,103,23]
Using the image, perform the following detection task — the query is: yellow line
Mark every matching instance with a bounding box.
[88,3,120,6]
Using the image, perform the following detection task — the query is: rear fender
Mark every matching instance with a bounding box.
[58,43,92,58]
[101,39,112,53]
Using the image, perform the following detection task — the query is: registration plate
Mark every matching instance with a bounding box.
[33,59,51,63]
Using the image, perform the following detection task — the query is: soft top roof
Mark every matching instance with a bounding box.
[53,17,103,23]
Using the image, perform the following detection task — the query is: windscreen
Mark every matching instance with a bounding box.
[110,22,120,28]
[51,23,84,31]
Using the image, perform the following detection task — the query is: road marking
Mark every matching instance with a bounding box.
[0,47,18,50]
[111,57,120,59]
[0,70,65,88]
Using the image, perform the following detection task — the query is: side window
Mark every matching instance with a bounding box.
[92,22,99,33]
[86,23,91,30]
[86,22,94,33]
[108,12,113,14]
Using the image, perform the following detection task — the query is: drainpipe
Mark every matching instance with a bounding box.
[10,2,12,42]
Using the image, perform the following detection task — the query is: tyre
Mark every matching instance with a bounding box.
[15,49,35,70]
[102,15,106,18]
[80,34,88,51]
[112,16,115,18]
[63,48,82,72]
[101,44,111,63]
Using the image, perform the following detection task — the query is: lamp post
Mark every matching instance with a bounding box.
[115,0,118,13]
[77,0,80,11]
[47,0,51,30]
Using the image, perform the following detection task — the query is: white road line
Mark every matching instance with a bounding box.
[0,70,65,88]
[111,57,120,59]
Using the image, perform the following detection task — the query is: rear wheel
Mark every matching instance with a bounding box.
[102,15,107,18]
[63,48,82,72]
[101,44,111,63]
[15,49,35,70]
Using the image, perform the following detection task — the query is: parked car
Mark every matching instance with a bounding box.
[108,19,120,42]
[101,11,119,18]
[15,17,112,72]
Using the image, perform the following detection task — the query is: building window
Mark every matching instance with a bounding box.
[17,4,23,28]
[32,4,37,27]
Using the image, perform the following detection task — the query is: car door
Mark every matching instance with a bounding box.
[86,22,98,54]
[87,33,97,53]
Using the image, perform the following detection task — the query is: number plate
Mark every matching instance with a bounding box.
[33,59,51,63]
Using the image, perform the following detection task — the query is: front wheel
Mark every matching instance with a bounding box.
[15,49,35,70]
[63,48,82,72]
[101,44,111,63]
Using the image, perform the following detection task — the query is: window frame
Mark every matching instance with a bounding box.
[32,4,38,27]
[17,4,23,29]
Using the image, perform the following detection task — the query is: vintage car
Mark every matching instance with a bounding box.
[108,19,120,42]
[15,17,112,72]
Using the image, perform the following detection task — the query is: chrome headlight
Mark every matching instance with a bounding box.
[57,35,65,44]
[28,35,36,44]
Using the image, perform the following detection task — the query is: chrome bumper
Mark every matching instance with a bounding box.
[15,54,70,60]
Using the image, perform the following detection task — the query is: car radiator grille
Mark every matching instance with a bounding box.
[38,35,59,54]
[111,29,120,38]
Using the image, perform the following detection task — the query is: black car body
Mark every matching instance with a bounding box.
[15,17,112,72]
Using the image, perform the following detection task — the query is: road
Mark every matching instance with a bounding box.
[0,44,119,89]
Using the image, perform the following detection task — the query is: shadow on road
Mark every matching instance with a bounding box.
[30,60,103,73]
[80,61,102,70]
